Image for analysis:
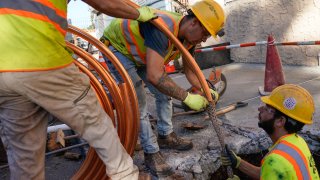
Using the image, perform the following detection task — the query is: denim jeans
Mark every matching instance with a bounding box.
[104,46,173,153]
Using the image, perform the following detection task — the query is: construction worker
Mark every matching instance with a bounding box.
[101,0,225,176]
[221,84,319,180]
[0,0,157,179]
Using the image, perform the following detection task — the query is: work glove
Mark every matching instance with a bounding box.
[183,92,209,111]
[136,6,157,22]
[226,175,241,180]
[220,145,241,168]
[201,88,219,102]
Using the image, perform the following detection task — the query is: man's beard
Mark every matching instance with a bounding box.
[258,118,275,135]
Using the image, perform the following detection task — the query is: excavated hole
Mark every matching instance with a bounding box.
[211,150,320,180]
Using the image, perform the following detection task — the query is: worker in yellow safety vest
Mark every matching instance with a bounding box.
[221,84,319,180]
[101,0,225,176]
[0,0,157,179]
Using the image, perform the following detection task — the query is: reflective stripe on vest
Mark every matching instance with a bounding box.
[271,140,311,180]
[165,43,193,65]
[0,0,73,71]
[122,19,146,63]
[120,11,182,65]
[0,0,67,35]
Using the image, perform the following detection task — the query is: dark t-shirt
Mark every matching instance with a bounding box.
[139,22,168,58]
[139,22,195,59]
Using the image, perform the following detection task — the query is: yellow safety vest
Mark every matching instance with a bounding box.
[261,134,319,180]
[0,0,74,72]
[103,9,192,66]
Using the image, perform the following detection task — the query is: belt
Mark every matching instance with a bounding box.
[99,36,110,47]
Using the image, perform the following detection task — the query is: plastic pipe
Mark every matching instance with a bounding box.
[47,124,70,133]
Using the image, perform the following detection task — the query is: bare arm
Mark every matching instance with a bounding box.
[146,48,188,101]
[83,0,140,20]
[182,57,202,89]
[238,160,261,180]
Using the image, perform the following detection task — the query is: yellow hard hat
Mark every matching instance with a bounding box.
[190,0,225,38]
[261,84,314,124]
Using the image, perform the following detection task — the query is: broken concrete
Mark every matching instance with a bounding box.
[134,63,320,179]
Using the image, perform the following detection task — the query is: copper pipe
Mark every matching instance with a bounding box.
[69,47,114,179]
[118,84,133,153]
[70,45,118,179]
[67,42,124,129]
[66,26,139,179]
[68,25,139,125]
[68,25,139,149]
[68,41,134,146]
[74,60,136,179]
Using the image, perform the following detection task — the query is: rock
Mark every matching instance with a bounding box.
[192,163,202,174]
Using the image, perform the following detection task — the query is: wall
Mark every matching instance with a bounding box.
[224,0,320,66]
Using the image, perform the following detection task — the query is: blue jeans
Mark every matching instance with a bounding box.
[104,46,173,153]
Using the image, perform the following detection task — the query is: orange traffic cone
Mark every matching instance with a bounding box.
[259,35,285,95]
[98,51,109,71]
[165,61,176,73]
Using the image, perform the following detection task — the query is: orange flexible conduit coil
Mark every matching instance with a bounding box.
[66,25,139,179]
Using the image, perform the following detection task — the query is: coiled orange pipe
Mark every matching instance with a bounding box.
[66,26,139,179]
[67,26,139,151]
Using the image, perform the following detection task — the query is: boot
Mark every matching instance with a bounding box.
[158,132,193,151]
[144,152,173,177]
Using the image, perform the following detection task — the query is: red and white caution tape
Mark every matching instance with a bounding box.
[274,40,320,46]
[195,40,320,53]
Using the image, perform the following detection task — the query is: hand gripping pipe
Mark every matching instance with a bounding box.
[66,25,140,179]
[126,1,234,177]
